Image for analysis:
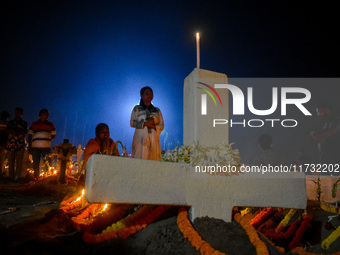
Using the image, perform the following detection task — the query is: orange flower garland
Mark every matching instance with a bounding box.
[60,197,82,216]
[103,205,155,233]
[177,208,226,255]
[60,193,81,207]
[83,205,171,243]
[83,204,130,243]
[234,213,269,255]
[77,203,103,219]
[59,189,87,216]
[71,203,107,231]
[250,208,275,228]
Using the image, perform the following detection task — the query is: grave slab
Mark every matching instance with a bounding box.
[85,154,307,222]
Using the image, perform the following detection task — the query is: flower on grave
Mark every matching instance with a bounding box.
[160,141,241,167]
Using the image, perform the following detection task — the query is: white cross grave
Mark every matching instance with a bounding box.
[85,68,307,222]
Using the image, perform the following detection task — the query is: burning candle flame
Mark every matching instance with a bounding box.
[75,197,81,202]
[103,204,108,211]
[196,32,200,39]
[82,189,85,196]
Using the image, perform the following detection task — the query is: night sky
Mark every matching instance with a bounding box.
[1,1,339,163]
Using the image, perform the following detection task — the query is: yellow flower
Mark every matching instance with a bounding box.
[281,209,297,227]
[321,226,340,250]
[240,207,251,216]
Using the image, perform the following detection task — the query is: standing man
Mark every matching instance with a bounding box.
[310,102,340,164]
[0,111,10,176]
[28,109,56,178]
[6,108,28,181]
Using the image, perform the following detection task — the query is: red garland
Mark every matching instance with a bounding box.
[264,219,302,240]
[288,215,313,251]
[250,208,275,228]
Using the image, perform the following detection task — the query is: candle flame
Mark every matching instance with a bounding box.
[196,32,200,39]
[103,204,108,211]
[82,189,85,196]
[76,197,81,202]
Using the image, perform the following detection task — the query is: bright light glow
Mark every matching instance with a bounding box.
[82,189,85,196]
[76,197,81,202]
[196,32,200,39]
[103,204,108,211]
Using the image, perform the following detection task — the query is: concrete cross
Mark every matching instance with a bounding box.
[85,68,307,222]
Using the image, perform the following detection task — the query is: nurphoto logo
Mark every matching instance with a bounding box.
[196,82,312,128]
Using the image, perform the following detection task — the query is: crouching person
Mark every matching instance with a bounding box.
[79,123,120,185]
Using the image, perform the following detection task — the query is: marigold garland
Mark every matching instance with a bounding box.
[320,202,340,214]
[321,226,340,250]
[234,213,269,255]
[60,193,80,207]
[177,208,226,255]
[83,204,130,243]
[250,208,275,228]
[275,209,297,233]
[70,203,106,231]
[103,205,155,233]
[288,214,313,251]
[60,198,82,215]
[79,203,102,219]
[83,205,171,243]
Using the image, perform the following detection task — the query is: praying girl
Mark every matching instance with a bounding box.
[130,86,164,160]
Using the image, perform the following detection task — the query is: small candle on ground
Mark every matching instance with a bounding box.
[81,189,85,207]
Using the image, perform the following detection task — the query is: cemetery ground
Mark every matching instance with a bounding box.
[0,175,339,255]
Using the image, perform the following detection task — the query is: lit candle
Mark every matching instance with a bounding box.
[81,189,85,207]
[196,32,200,68]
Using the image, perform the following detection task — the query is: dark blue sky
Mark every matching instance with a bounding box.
[0,1,339,161]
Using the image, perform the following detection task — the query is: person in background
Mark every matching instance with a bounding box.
[310,102,340,163]
[252,134,284,166]
[6,108,28,181]
[130,86,164,161]
[0,111,10,176]
[83,123,120,167]
[28,109,56,178]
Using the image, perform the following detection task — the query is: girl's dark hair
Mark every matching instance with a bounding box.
[95,123,109,136]
[140,86,153,96]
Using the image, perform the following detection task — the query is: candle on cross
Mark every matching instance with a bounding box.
[196,32,200,68]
